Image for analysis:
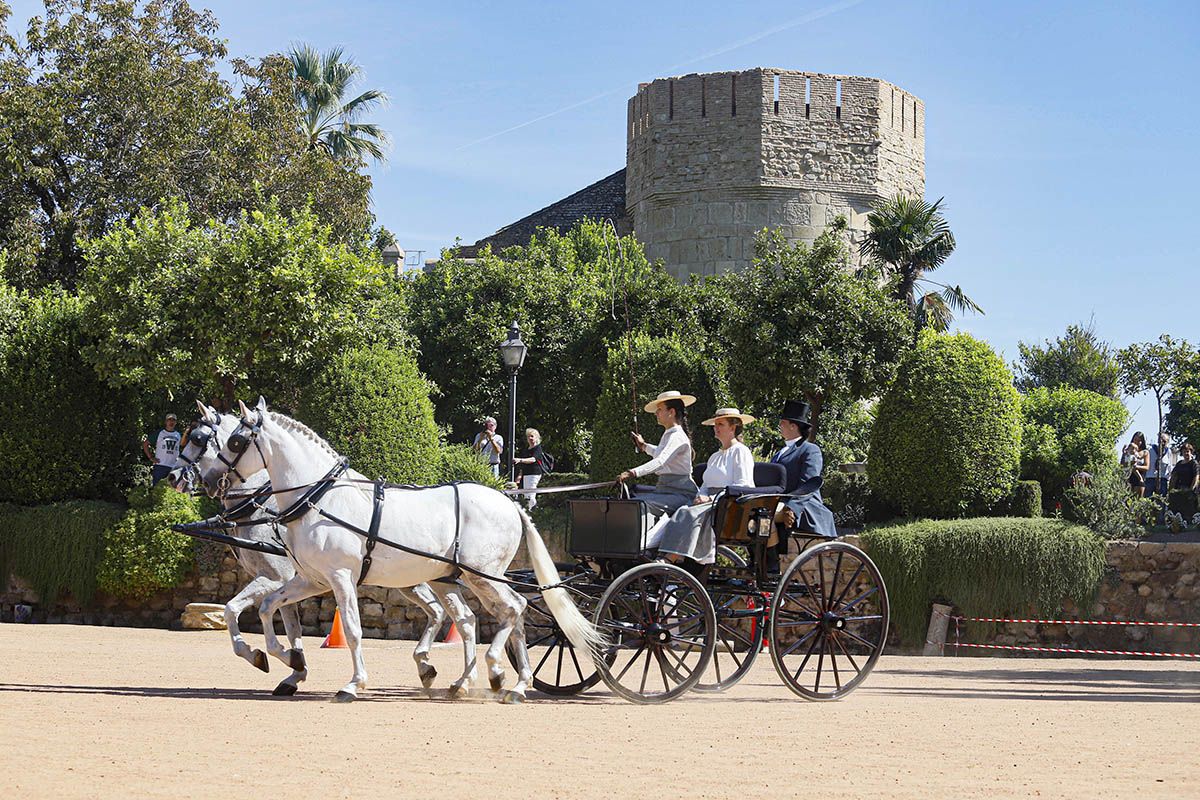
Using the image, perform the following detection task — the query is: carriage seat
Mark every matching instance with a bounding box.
[690,462,786,496]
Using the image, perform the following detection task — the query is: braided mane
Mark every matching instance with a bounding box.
[268,411,341,459]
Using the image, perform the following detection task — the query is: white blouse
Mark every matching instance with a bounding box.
[699,441,755,494]
[631,425,694,478]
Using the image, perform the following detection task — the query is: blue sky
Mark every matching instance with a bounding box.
[8,0,1199,439]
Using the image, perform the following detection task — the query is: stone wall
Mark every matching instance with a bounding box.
[626,68,925,279]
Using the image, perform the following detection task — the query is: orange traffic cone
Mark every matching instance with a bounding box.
[442,621,462,644]
[322,609,347,648]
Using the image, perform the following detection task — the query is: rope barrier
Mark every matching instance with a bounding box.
[950,615,1200,628]
[952,642,1200,659]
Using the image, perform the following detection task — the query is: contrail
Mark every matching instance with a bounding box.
[456,0,867,151]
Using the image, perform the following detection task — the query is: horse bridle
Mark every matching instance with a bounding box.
[180,410,264,496]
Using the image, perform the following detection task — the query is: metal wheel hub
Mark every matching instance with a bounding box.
[820,611,845,632]
[645,623,672,644]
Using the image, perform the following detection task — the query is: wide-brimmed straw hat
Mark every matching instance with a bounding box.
[702,407,757,426]
[643,390,697,413]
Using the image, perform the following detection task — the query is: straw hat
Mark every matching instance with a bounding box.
[701,407,757,426]
[643,390,697,413]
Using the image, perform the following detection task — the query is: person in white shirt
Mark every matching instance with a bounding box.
[649,408,757,565]
[142,413,183,486]
[616,390,699,517]
[472,416,504,477]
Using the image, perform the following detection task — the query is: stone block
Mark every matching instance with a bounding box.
[1136,542,1164,556]
[182,602,227,630]
[361,601,385,625]
[709,202,733,224]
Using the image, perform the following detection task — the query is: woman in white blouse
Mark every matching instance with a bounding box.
[649,408,756,565]
[617,390,699,517]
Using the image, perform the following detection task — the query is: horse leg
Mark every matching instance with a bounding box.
[463,575,527,703]
[258,574,325,673]
[399,583,444,689]
[327,569,368,703]
[271,601,308,696]
[225,576,279,674]
[434,584,478,698]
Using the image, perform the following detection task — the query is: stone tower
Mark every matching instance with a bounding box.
[625,68,925,279]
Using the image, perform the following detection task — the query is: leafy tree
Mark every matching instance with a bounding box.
[1117,334,1196,437]
[718,225,912,438]
[859,195,981,333]
[288,44,389,163]
[79,199,387,410]
[1165,352,1200,447]
[869,331,1022,518]
[0,1,374,287]
[1014,320,1120,398]
[408,220,695,470]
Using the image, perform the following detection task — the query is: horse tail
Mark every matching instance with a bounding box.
[517,506,607,667]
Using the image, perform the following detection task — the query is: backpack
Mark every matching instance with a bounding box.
[539,449,556,474]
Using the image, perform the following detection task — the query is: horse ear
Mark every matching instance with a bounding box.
[238,399,251,419]
[256,395,268,413]
[196,400,215,423]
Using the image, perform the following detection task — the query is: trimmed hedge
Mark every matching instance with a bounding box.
[991,480,1043,518]
[0,500,124,605]
[868,331,1021,518]
[96,483,203,600]
[436,444,504,489]
[1019,386,1128,509]
[860,517,1106,646]
[590,333,721,482]
[299,345,440,484]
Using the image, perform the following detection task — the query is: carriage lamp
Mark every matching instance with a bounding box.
[498,321,527,483]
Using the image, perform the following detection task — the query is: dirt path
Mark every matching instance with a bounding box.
[1,624,1196,799]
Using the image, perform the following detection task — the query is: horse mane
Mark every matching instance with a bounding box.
[268,411,341,460]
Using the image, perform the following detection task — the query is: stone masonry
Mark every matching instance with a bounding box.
[626,68,925,279]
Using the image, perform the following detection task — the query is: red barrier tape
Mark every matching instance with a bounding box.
[953,642,1200,658]
[951,615,1200,628]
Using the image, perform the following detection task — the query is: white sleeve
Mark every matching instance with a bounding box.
[730,445,755,487]
[632,432,685,477]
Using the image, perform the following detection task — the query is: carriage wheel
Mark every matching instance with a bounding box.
[594,563,716,704]
[768,542,889,701]
[694,546,763,693]
[508,591,605,695]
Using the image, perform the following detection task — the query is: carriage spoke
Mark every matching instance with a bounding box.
[833,633,862,675]
[781,590,822,619]
[791,631,822,682]
[781,626,820,659]
[639,647,652,694]
[654,648,672,692]
[830,562,865,608]
[838,584,879,613]
[814,637,827,692]
[816,553,829,611]
[555,642,565,687]
[825,551,844,612]
[533,642,556,676]
[829,640,842,690]
[568,644,585,682]
[839,628,880,652]
[615,644,646,682]
[842,615,884,623]
[527,632,555,648]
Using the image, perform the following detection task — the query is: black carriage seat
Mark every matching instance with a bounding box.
[690,462,786,494]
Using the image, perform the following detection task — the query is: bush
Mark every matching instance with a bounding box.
[299,345,440,484]
[868,331,1021,518]
[991,480,1043,518]
[1062,462,1154,539]
[0,500,124,605]
[823,471,869,528]
[96,483,203,600]
[0,290,145,503]
[436,444,504,489]
[1167,490,1198,521]
[1019,386,1128,509]
[860,517,1106,646]
[526,471,589,511]
[590,334,722,482]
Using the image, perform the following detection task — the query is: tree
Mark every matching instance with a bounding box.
[288,44,389,163]
[1013,320,1120,398]
[0,1,375,287]
[1117,335,1196,437]
[78,199,387,410]
[718,225,913,438]
[1165,351,1200,447]
[859,195,981,333]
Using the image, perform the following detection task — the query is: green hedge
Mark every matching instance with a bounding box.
[96,483,203,600]
[436,444,504,489]
[0,500,125,605]
[299,344,440,484]
[1020,386,1128,509]
[860,517,1106,646]
[868,331,1021,518]
[990,480,1043,518]
[590,333,721,482]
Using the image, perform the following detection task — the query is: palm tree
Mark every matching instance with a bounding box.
[287,44,389,163]
[859,195,981,333]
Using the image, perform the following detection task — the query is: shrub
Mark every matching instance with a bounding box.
[868,331,1021,518]
[860,517,1106,646]
[527,471,590,511]
[823,471,872,528]
[299,345,440,484]
[0,500,124,605]
[990,480,1043,518]
[1019,386,1128,509]
[96,483,203,600]
[590,334,721,482]
[1167,490,1198,521]
[436,444,504,489]
[0,290,145,503]
[1062,462,1154,539]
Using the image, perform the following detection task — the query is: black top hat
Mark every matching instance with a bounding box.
[778,400,811,426]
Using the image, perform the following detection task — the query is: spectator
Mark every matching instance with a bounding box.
[1121,431,1149,497]
[513,428,548,509]
[472,416,504,477]
[1147,431,1178,499]
[1170,443,1198,493]
[142,413,184,486]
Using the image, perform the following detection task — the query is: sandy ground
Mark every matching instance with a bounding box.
[1,623,1197,800]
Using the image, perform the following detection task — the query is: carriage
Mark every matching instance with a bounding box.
[505,462,891,704]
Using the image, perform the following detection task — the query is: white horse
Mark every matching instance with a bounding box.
[174,404,479,695]
[196,396,603,703]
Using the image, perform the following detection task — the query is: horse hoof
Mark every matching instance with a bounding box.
[286,650,306,671]
[489,673,505,692]
[331,690,356,704]
[419,664,437,689]
[501,690,525,705]
[272,681,298,697]
[448,684,468,700]
[252,650,270,673]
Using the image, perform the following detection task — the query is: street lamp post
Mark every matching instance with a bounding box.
[497,321,527,484]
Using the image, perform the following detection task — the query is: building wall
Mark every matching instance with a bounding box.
[626,68,925,279]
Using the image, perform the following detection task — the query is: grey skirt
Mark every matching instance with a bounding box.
[656,500,717,564]
[634,473,699,517]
